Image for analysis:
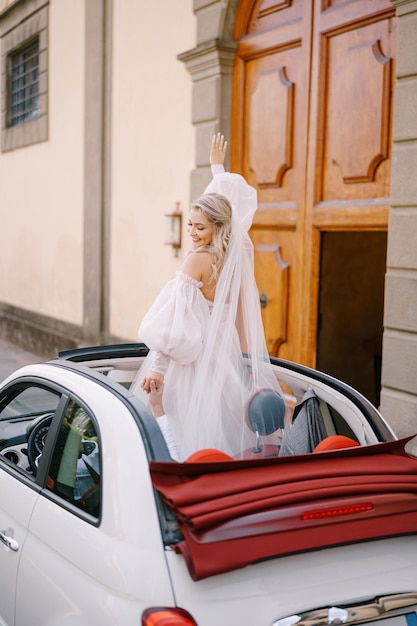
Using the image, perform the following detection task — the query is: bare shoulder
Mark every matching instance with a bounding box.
[181,251,214,282]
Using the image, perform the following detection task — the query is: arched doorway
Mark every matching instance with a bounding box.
[231,0,396,405]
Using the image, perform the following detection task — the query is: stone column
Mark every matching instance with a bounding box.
[380,0,417,436]
[83,0,113,344]
[178,0,237,199]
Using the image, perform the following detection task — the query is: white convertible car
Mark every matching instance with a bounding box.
[0,343,416,626]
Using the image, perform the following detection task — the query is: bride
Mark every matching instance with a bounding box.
[131,133,286,461]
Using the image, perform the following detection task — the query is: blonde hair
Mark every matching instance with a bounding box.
[191,192,232,281]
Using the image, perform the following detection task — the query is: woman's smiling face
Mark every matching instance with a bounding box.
[187,207,215,249]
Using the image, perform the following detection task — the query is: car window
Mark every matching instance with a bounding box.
[46,400,101,519]
[0,385,60,476]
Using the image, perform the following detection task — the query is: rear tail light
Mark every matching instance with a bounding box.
[301,503,373,520]
[142,607,197,625]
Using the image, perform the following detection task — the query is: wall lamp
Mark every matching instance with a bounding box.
[165,202,182,257]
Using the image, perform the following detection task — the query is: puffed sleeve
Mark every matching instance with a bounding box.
[138,271,210,366]
[205,164,258,232]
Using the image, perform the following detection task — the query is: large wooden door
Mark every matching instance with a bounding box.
[232,0,396,379]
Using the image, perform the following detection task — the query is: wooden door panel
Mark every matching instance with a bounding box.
[320,20,395,203]
[245,50,299,199]
[233,0,395,366]
[236,0,304,39]
[303,0,395,363]
[242,43,307,359]
[234,0,311,361]
[234,0,310,212]
[251,228,294,359]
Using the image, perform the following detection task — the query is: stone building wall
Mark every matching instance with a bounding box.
[380,0,417,436]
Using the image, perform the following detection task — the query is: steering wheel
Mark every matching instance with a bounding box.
[27,414,53,473]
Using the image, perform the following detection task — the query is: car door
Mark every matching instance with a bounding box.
[15,371,174,626]
[0,382,62,626]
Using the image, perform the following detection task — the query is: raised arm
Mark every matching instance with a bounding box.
[210,132,227,166]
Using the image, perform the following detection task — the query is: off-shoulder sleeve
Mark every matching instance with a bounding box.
[138,271,210,365]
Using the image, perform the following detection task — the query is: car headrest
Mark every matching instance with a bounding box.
[245,388,286,435]
[314,435,360,452]
[185,449,233,463]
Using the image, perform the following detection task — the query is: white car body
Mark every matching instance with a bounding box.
[0,344,416,626]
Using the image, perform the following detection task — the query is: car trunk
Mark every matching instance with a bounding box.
[151,437,417,579]
[150,438,417,625]
[164,538,417,626]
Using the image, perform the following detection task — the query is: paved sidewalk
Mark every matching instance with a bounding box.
[0,338,43,383]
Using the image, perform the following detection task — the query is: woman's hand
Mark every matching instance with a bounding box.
[141,370,164,394]
[210,132,227,165]
[148,380,165,417]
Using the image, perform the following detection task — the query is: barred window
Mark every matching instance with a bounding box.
[1,1,49,152]
[9,39,40,127]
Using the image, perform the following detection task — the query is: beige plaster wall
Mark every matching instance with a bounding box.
[109,1,196,340]
[0,0,85,325]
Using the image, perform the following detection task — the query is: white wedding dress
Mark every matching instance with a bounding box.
[131,165,287,461]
